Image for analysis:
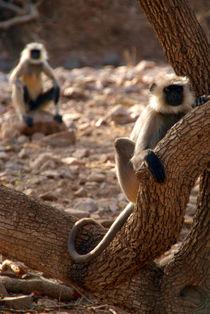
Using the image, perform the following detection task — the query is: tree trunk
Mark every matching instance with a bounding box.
[0,102,209,312]
[0,1,209,312]
[137,0,210,95]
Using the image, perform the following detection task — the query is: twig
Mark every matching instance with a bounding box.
[0,0,25,15]
[0,0,43,30]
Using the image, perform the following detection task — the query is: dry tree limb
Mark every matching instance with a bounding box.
[0,275,75,302]
[0,0,43,30]
[0,0,26,15]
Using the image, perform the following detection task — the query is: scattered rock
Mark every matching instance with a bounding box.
[74,187,87,197]
[41,130,76,147]
[16,135,29,144]
[1,112,68,140]
[0,151,9,161]
[63,86,88,99]
[42,170,61,179]
[99,104,135,125]
[100,154,114,163]
[109,104,135,124]
[84,181,99,190]
[63,157,84,166]
[135,60,156,72]
[0,160,4,170]
[65,208,89,218]
[18,148,30,159]
[74,198,98,212]
[69,165,80,174]
[24,188,34,196]
[88,172,106,182]
[73,148,90,159]
[30,153,60,171]
[40,191,58,201]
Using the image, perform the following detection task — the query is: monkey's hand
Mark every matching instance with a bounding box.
[144,150,165,183]
[23,85,30,104]
[132,151,165,183]
[195,95,210,107]
[54,114,63,124]
[23,115,34,127]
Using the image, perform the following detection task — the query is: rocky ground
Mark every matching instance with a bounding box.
[0,61,198,313]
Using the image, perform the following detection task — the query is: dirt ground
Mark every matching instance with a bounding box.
[0,61,198,313]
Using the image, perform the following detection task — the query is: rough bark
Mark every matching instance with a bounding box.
[137,0,210,95]
[161,167,210,313]
[0,102,209,312]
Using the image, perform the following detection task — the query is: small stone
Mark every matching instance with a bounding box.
[123,85,137,93]
[24,188,34,196]
[41,130,76,147]
[40,192,58,201]
[69,165,79,174]
[63,86,87,99]
[74,187,87,197]
[30,153,59,171]
[40,160,58,171]
[100,154,113,163]
[65,208,89,219]
[18,148,29,159]
[88,172,106,182]
[73,148,89,159]
[108,104,133,124]
[84,181,99,190]
[0,160,4,170]
[16,135,29,144]
[74,198,98,212]
[63,157,84,166]
[0,152,9,161]
[42,170,60,179]
[135,60,156,72]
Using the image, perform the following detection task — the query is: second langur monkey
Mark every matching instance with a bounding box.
[9,42,62,127]
[68,74,208,263]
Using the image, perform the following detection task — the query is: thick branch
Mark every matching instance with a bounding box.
[137,0,210,95]
[158,168,210,312]
[72,102,209,290]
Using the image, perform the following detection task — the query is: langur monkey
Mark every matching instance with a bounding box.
[9,42,62,127]
[68,74,208,263]
[115,75,195,203]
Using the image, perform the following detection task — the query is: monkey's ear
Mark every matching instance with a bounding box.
[149,83,157,93]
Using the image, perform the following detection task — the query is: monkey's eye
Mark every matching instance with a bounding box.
[31,49,40,59]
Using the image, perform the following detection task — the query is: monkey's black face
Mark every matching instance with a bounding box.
[30,49,41,59]
[163,84,183,106]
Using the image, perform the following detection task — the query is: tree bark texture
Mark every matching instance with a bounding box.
[137,0,210,95]
[0,102,209,312]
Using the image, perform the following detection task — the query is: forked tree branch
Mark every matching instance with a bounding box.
[0,0,43,29]
[0,0,26,15]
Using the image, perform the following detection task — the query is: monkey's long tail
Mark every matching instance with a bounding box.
[68,202,134,263]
